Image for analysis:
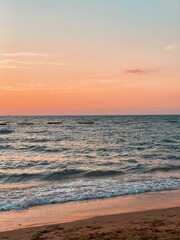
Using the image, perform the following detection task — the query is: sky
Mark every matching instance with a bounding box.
[0,0,180,115]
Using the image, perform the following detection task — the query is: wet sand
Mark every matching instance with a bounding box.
[0,207,179,240]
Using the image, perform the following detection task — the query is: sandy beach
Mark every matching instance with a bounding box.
[0,207,179,240]
[0,191,180,240]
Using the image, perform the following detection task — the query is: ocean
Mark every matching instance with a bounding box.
[0,115,179,212]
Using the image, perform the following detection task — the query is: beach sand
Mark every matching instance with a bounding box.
[0,191,180,239]
[0,207,179,240]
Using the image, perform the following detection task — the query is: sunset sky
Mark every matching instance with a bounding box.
[0,0,180,115]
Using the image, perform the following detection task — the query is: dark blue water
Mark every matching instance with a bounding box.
[0,115,179,211]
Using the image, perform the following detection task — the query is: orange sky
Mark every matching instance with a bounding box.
[0,0,180,115]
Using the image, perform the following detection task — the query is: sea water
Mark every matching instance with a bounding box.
[0,115,179,211]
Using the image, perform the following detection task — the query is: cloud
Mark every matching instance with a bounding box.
[165,44,180,51]
[0,65,29,69]
[0,52,55,57]
[0,59,15,63]
[125,69,151,75]
[0,81,79,93]
[0,59,65,66]
[0,81,53,92]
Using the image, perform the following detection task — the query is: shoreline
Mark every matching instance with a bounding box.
[0,190,179,233]
[0,207,179,239]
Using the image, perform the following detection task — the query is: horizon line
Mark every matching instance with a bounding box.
[0,114,179,117]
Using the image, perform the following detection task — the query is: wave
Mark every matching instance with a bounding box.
[145,165,180,173]
[85,170,124,177]
[0,170,84,183]
[0,173,40,183]
[0,169,125,183]
[43,169,84,181]
[166,155,180,161]
[0,129,14,135]
[23,138,65,143]
[162,139,176,143]
[19,145,70,153]
[23,138,50,143]
[1,164,180,184]
[0,145,13,150]
[25,130,49,134]
[0,178,179,211]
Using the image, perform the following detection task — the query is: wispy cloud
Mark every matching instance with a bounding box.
[0,65,29,69]
[0,59,65,67]
[0,52,55,57]
[0,52,61,68]
[0,59,15,63]
[125,69,151,75]
[165,44,180,51]
[0,81,53,92]
[0,81,79,93]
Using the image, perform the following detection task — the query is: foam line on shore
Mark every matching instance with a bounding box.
[0,190,179,232]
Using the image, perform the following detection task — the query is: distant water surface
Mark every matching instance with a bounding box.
[0,115,179,211]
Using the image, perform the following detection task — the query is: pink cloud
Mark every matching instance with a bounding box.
[125,69,151,75]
